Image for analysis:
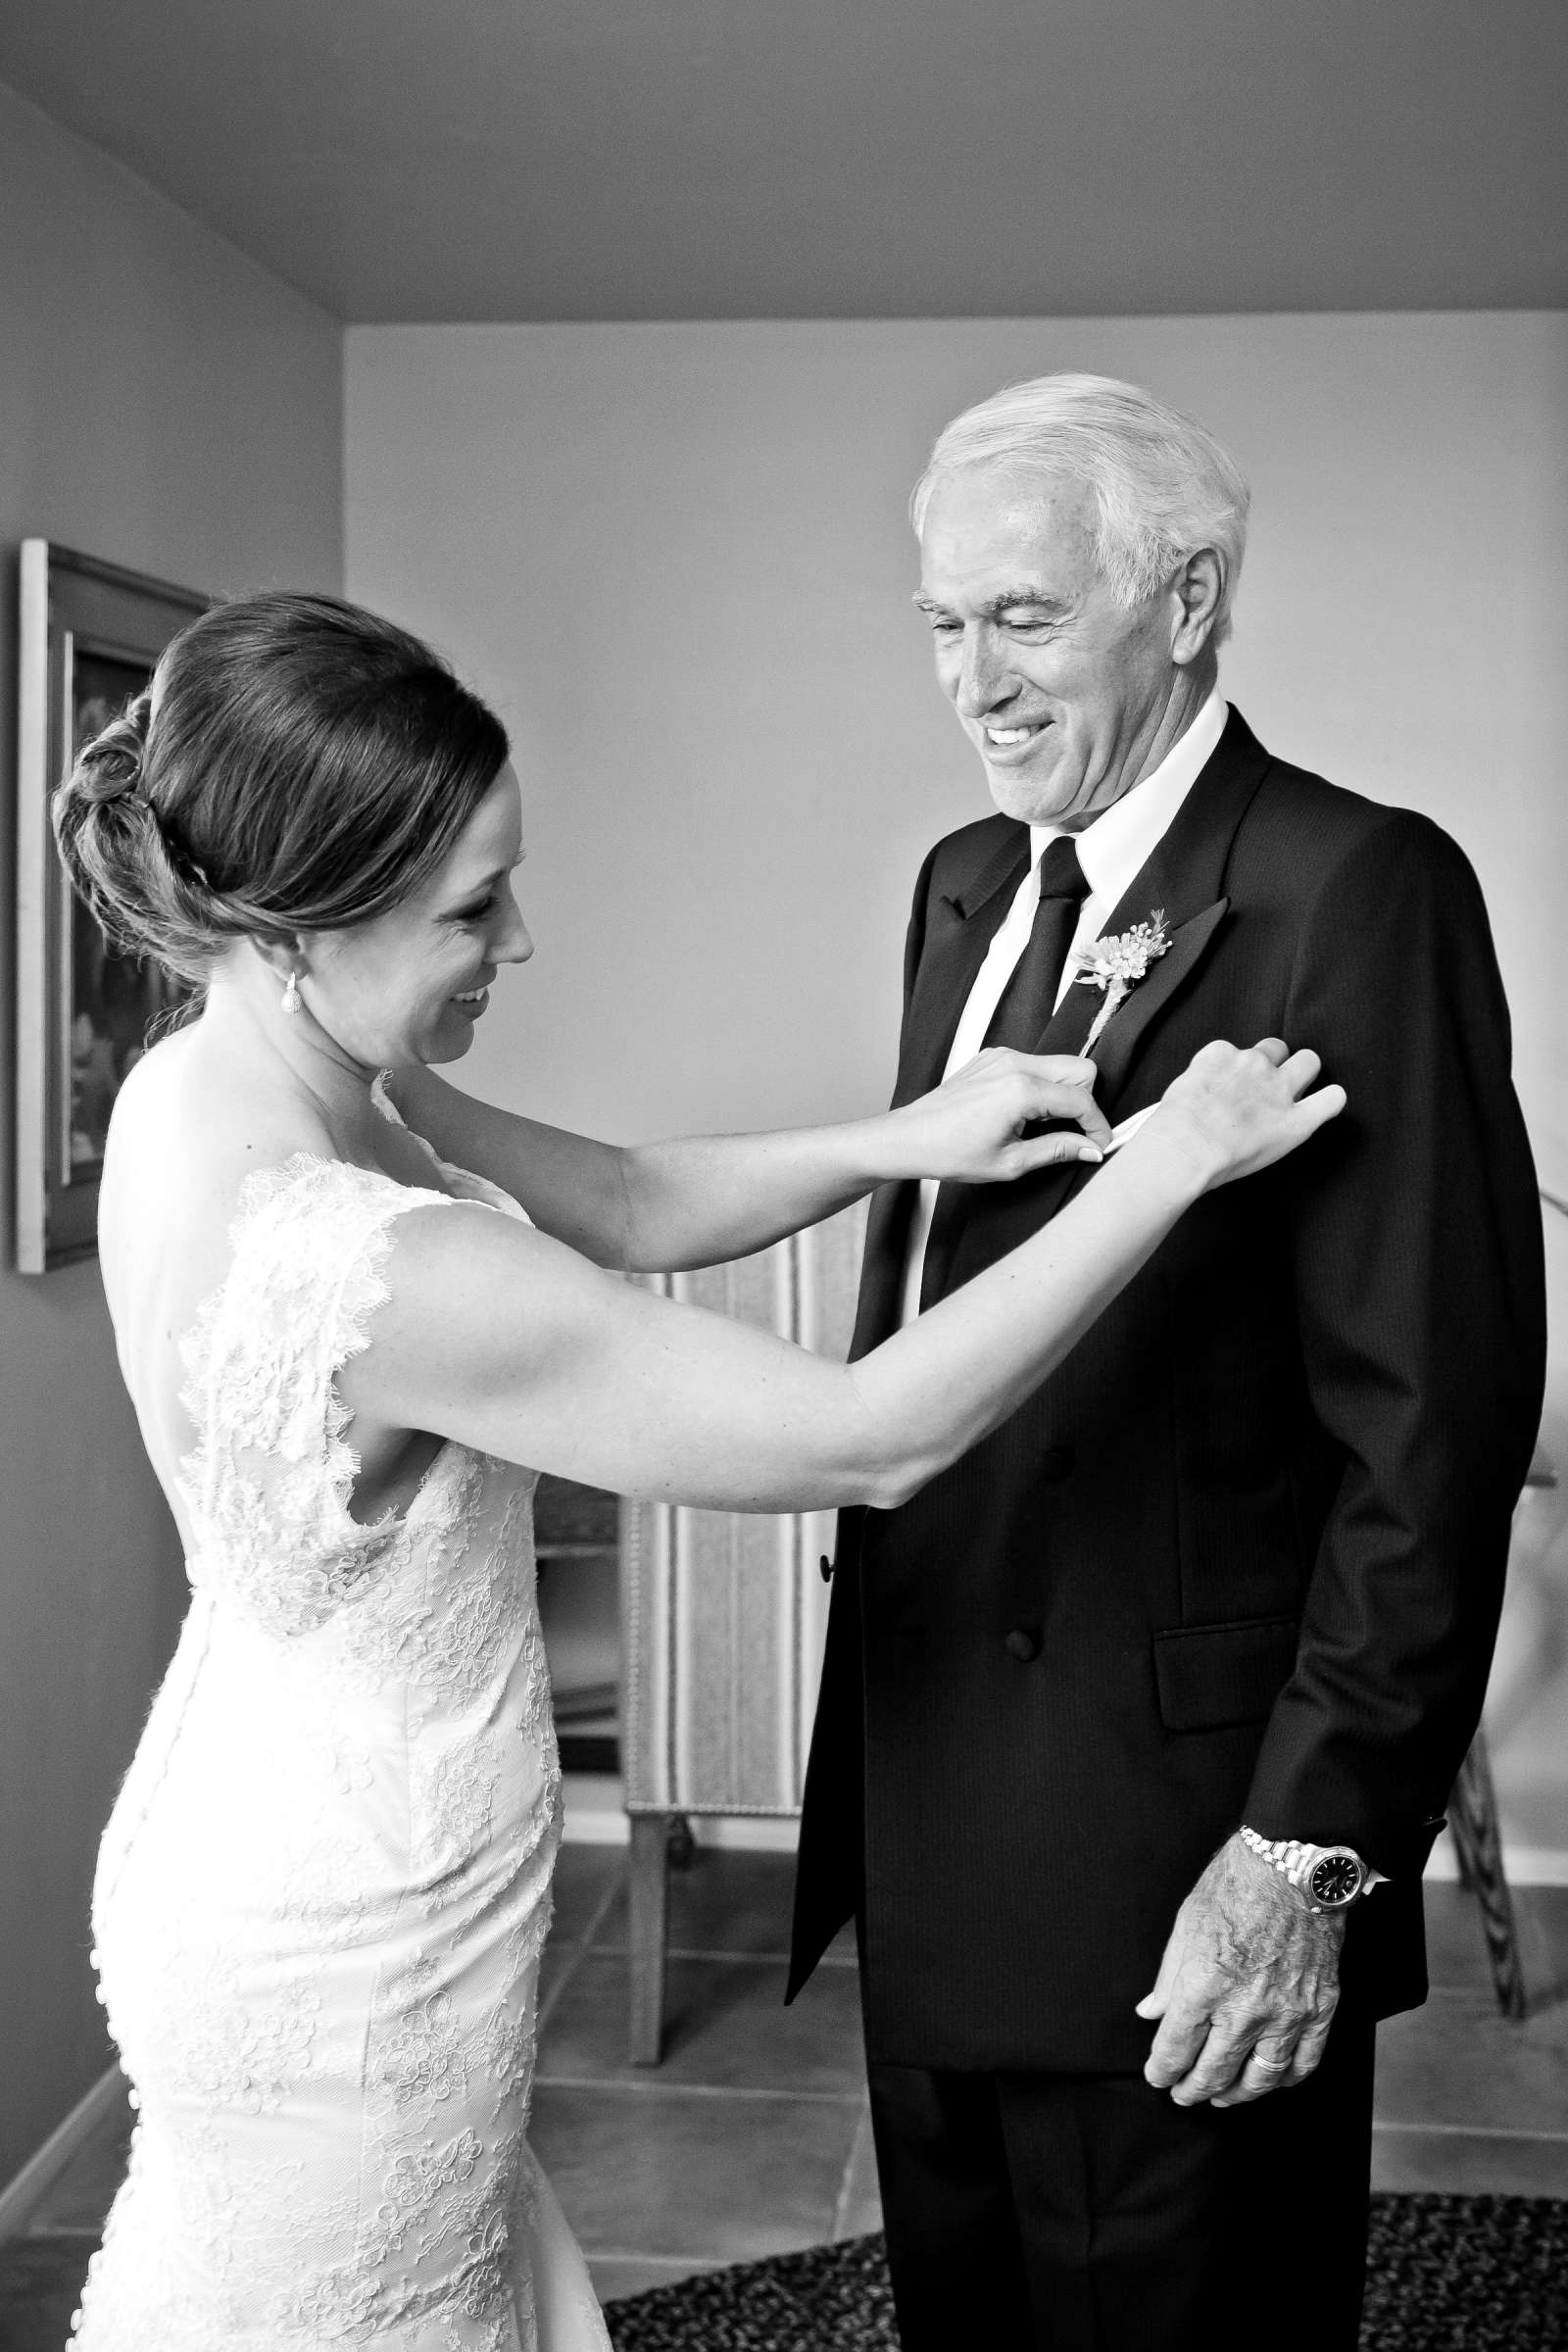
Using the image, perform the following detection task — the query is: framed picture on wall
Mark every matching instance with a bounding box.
[15,541,208,1273]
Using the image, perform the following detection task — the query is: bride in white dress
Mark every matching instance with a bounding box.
[54,592,1340,2350]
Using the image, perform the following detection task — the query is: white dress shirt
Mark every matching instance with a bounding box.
[898,690,1229,1324]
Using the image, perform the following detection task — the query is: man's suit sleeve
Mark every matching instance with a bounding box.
[1244,808,1546,1878]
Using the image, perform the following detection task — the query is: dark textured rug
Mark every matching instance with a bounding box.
[603,2196,1568,2351]
[3,2196,1561,2351]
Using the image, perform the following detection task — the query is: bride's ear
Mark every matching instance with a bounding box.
[248,932,313,993]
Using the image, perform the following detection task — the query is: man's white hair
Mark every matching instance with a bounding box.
[911,372,1251,646]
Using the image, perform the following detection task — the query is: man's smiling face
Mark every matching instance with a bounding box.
[916,465,1186,831]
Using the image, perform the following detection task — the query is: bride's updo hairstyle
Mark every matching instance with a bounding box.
[53,590,510,986]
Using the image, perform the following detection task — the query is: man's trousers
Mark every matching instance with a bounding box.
[865,2012,1376,2351]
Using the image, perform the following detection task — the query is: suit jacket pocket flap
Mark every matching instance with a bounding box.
[1152,1614,1299,1733]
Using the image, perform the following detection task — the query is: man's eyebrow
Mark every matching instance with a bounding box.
[912,587,1069,617]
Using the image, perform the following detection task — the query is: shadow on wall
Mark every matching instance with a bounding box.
[0,74,342,2190]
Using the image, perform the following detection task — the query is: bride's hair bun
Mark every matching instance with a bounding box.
[53,685,217,979]
[71,692,153,808]
[51,591,509,987]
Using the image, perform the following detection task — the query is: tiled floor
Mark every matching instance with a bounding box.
[533,1844,873,2300]
[3,1853,1565,2341]
[1372,1871,1568,2198]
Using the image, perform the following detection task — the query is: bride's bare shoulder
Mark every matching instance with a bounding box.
[110,1027,332,1194]
[99,1029,337,1315]
[96,1031,350,1498]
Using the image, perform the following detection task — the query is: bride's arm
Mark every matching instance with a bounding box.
[387,1054,1112,1273]
[349,1046,1341,1511]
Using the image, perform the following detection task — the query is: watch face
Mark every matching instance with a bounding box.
[1308,1851,1364,1907]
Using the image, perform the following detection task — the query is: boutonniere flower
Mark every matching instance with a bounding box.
[1073,911,1172,1051]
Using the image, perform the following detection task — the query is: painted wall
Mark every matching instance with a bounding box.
[346,313,1568,1873]
[0,78,343,2183]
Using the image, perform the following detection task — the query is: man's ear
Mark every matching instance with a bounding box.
[1170,547,1224,666]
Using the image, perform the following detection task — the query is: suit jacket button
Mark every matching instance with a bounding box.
[1004,1628,1041,1663]
[819,1554,833,1584]
[1040,1447,1074,1481]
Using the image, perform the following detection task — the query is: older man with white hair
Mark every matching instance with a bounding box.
[788,374,1544,2349]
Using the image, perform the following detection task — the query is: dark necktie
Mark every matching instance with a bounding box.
[917,835,1091,1311]
[983,833,1091,1054]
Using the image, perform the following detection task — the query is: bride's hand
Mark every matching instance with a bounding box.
[879,1050,1112,1184]
[1133,1039,1346,1193]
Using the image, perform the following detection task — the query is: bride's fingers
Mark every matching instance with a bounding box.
[994,1051,1098,1078]
[1273,1046,1323,1096]
[978,1054,1110,1146]
[1009,1130,1106,1172]
[1016,1080,1111,1145]
[1239,1041,1339,1119]
[1054,1094,1113,1146]
[1293,1081,1348,1135]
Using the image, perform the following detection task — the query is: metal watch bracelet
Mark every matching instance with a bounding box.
[1238,1825,1371,1911]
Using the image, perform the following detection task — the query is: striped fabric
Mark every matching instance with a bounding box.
[620,1199,868,1818]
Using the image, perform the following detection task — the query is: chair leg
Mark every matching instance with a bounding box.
[1448,1730,1528,2020]
[627,1813,670,2066]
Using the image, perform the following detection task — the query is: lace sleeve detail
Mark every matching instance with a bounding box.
[177,1156,484,1636]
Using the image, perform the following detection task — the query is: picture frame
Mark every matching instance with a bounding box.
[15,541,208,1273]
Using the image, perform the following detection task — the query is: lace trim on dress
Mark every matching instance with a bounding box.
[175,1153,492,1635]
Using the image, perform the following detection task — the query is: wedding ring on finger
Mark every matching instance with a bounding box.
[1247,2047,1294,2074]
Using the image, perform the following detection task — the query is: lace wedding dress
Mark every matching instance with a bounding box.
[73,1126,612,2350]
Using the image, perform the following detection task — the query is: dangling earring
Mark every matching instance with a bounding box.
[281,970,302,1016]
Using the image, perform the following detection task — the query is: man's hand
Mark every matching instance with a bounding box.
[1135,1833,1345,2107]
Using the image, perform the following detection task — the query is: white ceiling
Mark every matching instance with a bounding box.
[1,0,1562,323]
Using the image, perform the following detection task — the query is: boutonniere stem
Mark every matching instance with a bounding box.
[1073,911,1172,1052]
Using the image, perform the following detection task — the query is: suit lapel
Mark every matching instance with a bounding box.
[1030,706,1271,1091]
[851,820,1029,1357]
[892,823,1030,1108]
[1080,897,1230,1099]
[941,709,1274,1284]
[850,1185,913,1359]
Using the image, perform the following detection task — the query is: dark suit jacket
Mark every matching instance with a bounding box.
[787,709,1545,2074]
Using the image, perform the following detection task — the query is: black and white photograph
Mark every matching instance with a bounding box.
[0,6,1564,2350]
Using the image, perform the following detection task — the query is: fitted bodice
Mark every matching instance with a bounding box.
[76,1125,608,2351]
[173,1145,533,1654]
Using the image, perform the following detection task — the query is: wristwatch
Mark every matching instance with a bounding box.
[1238,1826,1374,1912]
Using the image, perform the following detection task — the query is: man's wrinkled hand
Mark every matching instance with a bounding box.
[1134,1833,1345,2107]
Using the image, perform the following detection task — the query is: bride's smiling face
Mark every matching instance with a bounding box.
[303,764,532,1069]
